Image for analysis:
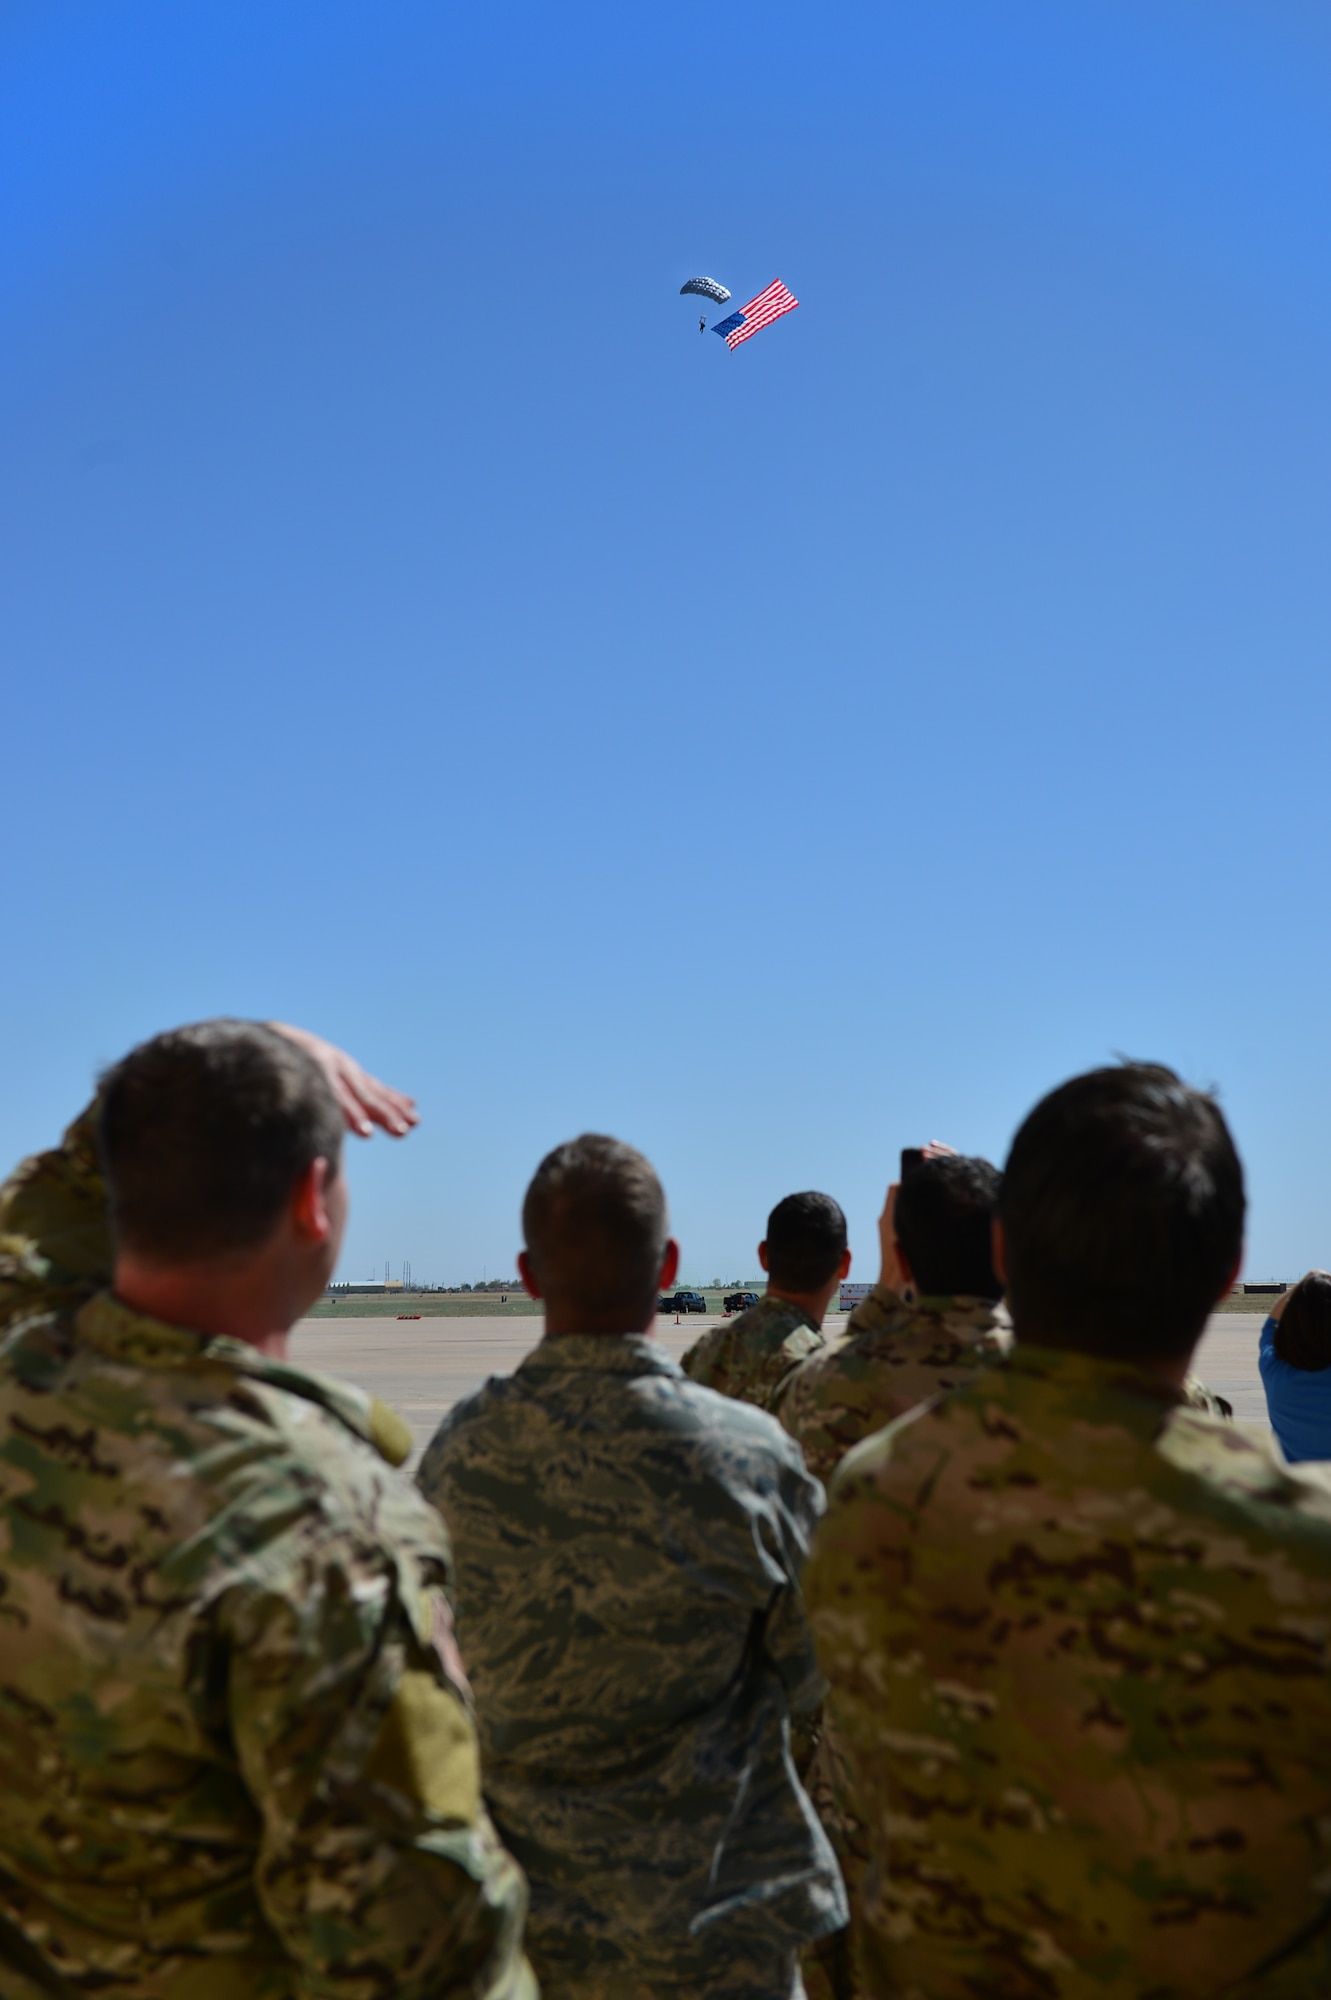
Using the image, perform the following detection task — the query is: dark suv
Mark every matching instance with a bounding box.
[658,1289,708,1314]
[723,1291,760,1315]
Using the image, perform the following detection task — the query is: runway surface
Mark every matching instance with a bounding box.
[290,1308,1271,1466]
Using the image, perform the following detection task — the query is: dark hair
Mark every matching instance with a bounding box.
[522,1134,667,1326]
[1274,1275,1331,1372]
[1000,1062,1244,1361]
[765,1191,847,1292]
[98,1020,343,1263]
[895,1155,1002,1298]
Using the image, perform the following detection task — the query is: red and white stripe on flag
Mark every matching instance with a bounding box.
[723,279,799,350]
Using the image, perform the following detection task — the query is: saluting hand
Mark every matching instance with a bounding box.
[268,1023,419,1139]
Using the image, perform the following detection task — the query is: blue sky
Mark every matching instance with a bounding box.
[3,0,1330,1285]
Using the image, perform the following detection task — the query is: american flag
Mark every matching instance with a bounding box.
[712,279,799,351]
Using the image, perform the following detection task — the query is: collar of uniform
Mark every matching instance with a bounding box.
[756,1292,820,1334]
[74,1290,411,1465]
[908,1292,1001,1332]
[520,1332,683,1377]
[76,1289,211,1367]
[1004,1339,1186,1420]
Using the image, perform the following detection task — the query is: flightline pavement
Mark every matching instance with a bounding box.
[289,1310,1272,1471]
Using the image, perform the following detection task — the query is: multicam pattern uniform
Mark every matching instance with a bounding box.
[774,1283,1008,1999]
[681,1294,827,1413]
[777,1282,1008,1483]
[805,1341,1331,2000]
[418,1334,848,1999]
[0,1106,533,2000]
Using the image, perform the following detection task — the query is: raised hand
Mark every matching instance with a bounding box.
[267,1024,419,1139]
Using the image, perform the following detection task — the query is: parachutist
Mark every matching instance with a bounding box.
[699,315,706,333]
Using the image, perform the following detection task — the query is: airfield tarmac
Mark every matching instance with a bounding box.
[290,1308,1271,1467]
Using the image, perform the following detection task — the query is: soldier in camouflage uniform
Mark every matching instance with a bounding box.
[806,1063,1331,1999]
[779,1152,1005,1483]
[770,1155,1002,1998]
[418,1134,847,1999]
[0,1020,533,2000]
[682,1191,851,1412]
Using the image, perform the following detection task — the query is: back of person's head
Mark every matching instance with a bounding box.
[895,1155,1002,1298]
[523,1134,667,1328]
[1274,1274,1331,1372]
[98,1020,343,1265]
[1000,1062,1244,1361]
[765,1191,848,1293]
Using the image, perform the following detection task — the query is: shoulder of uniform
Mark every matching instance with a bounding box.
[781,1330,853,1398]
[1159,1405,1331,1521]
[824,1392,940,1497]
[223,1343,414,1466]
[0,1304,77,1371]
[655,1369,815,1473]
[218,1377,452,1585]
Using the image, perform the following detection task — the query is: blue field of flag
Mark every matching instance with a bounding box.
[712,311,745,339]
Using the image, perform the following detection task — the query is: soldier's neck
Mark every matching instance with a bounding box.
[113,1250,308,1358]
[765,1280,835,1328]
[1012,1331,1196,1389]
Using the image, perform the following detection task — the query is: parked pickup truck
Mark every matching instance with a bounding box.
[658,1289,708,1314]
[723,1291,760,1315]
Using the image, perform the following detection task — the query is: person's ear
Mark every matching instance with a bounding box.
[518,1250,543,1300]
[991,1216,1008,1286]
[658,1238,680,1290]
[291,1158,336,1244]
[837,1246,852,1281]
[757,1241,770,1275]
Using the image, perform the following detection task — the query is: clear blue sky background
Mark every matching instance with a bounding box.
[3,0,1329,1286]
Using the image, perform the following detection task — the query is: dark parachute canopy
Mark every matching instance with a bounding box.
[680,276,731,304]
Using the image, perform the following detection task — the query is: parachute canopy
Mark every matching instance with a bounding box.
[679,276,731,304]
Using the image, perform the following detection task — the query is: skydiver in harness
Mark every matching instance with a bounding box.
[699,314,706,332]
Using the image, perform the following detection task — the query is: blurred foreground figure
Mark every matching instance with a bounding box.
[780,1149,1004,1482]
[419,1134,847,1999]
[682,1189,851,1411]
[0,1021,532,2000]
[806,1064,1331,2000]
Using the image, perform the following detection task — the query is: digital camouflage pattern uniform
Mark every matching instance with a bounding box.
[805,1341,1331,2000]
[418,1334,848,2000]
[681,1294,827,1413]
[0,1105,534,2000]
[777,1281,1008,1484]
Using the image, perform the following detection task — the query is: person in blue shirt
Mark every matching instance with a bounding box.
[1259,1270,1331,1461]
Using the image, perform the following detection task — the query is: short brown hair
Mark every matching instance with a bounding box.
[1000,1062,1244,1360]
[98,1020,343,1262]
[1274,1275,1331,1372]
[522,1134,667,1327]
[895,1155,1001,1298]
[765,1192,847,1291]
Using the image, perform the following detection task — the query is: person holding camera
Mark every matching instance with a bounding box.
[778,1145,1006,1485]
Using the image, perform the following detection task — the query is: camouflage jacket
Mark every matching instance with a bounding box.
[680,1293,826,1412]
[0,1107,534,2000]
[417,1335,847,1998]
[778,1282,1007,1482]
[804,1341,1331,2000]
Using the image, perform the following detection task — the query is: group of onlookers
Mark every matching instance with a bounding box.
[4,1018,1331,1999]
